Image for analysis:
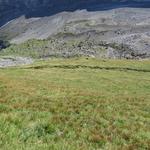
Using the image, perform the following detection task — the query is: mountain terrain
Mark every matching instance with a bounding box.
[0,0,150,59]
[0,1,150,149]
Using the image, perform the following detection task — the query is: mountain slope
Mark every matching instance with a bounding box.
[1,0,150,25]
[0,1,150,59]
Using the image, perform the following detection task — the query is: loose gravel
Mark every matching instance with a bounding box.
[0,56,33,68]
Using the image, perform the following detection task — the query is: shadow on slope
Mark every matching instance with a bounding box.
[26,1,150,18]
[0,1,150,27]
[27,64,150,73]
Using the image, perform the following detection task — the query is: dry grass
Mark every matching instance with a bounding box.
[0,58,150,149]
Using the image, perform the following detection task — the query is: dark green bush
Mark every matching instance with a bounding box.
[0,40,10,50]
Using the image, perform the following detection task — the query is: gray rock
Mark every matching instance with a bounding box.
[0,1,150,59]
[0,56,33,68]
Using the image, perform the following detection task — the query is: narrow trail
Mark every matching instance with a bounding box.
[26,64,150,73]
[1,57,149,73]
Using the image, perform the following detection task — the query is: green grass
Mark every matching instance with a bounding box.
[0,58,150,149]
[0,39,49,58]
[0,38,121,59]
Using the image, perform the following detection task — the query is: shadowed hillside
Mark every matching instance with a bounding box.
[0,0,150,26]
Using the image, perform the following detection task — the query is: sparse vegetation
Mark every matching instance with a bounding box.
[0,58,150,149]
[0,38,104,58]
[0,38,139,59]
[0,39,49,58]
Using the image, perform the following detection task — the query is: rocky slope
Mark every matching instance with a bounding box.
[0,56,33,67]
[0,0,150,59]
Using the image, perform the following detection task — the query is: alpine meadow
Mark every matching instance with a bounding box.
[0,0,150,149]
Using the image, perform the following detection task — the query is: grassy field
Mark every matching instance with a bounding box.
[0,58,150,150]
